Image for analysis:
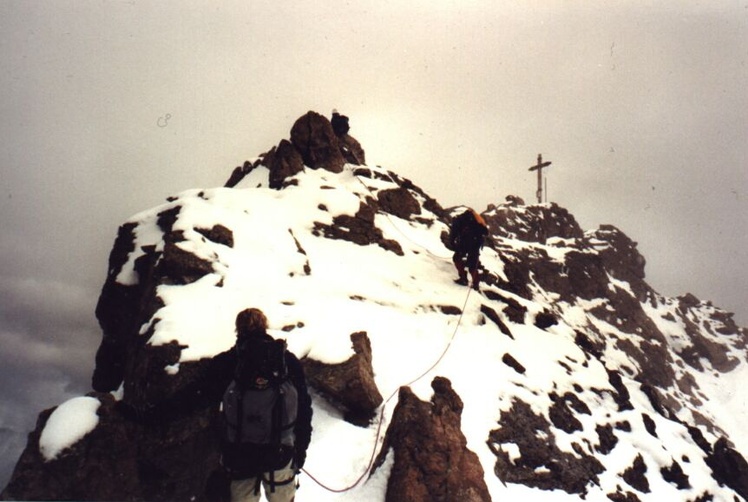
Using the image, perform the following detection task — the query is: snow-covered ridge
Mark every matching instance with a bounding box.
[5,157,747,501]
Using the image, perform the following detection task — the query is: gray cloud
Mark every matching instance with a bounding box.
[0,276,98,486]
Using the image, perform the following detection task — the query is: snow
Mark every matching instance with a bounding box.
[92,163,748,500]
[693,361,748,457]
[38,396,100,461]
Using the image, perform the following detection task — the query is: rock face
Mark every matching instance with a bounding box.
[302,332,384,425]
[225,110,366,190]
[2,393,227,502]
[372,378,491,502]
[339,133,366,165]
[92,203,232,397]
[488,399,604,495]
[290,110,347,173]
[265,139,305,190]
[4,113,748,501]
[376,187,421,220]
[312,198,404,256]
[484,198,583,243]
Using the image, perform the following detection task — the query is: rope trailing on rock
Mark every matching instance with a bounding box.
[302,167,474,492]
[302,286,473,493]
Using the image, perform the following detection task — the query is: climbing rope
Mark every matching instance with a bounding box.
[301,167,476,493]
[302,286,473,493]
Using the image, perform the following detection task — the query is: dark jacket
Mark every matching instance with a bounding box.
[331,112,350,137]
[449,210,487,253]
[122,333,313,476]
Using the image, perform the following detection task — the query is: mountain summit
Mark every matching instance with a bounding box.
[4,111,747,501]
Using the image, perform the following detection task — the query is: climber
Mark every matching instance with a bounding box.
[330,109,350,137]
[115,308,312,502]
[221,308,313,502]
[448,208,488,290]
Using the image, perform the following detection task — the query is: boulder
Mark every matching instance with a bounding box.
[705,437,748,500]
[290,111,346,173]
[302,332,383,424]
[339,133,366,165]
[372,377,491,502]
[377,187,421,220]
[265,139,305,189]
[0,393,227,502]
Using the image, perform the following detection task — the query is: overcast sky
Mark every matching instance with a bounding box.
[0,0,746,487]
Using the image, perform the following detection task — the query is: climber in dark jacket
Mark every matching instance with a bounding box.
[117,308,312,502]
[218,308,312,502]
[330,109,350,137]
[449,209,488,290]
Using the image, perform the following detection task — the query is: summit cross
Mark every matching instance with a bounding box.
[528,154,552,203]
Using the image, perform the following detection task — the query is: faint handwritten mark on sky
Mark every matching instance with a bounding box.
[157,114,172,128]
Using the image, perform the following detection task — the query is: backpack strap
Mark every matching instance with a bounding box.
[267,380,288,494]
[236,386,244,445]
[271,381,283,447]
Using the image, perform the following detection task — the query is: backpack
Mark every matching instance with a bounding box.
[221,337,299,480]
[449,210,487,251]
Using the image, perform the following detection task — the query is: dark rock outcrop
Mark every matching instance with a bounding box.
[196,224,234,248]
[224,159,261,188]
[1,393,226,502]
[290,110,347,173]
[591,225,646,284]
[302,332,384,425]
[339,133,366,165]
[377,187,421,220]
[313,198,404,255]
[487,399,604,495]
[94,229,150,395]
[224,110,366,188]
[160,233,215,285]
[704,437,748,500]
[483,200,583,243]
[92,214,233,395]
[372,377,491,502]
[265,139,305,189]
[621,454,650,493]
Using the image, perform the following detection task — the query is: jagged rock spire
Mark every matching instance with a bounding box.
[225,110,366,189]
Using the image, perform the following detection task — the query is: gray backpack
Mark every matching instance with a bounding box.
[220,338,299,478]
[222,378,298,446]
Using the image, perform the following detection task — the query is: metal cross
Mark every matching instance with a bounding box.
[528,154,552,203]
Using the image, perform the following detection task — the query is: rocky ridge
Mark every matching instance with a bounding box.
[3,112,747,501]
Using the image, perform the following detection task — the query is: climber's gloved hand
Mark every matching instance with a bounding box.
[293,450,306,472]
